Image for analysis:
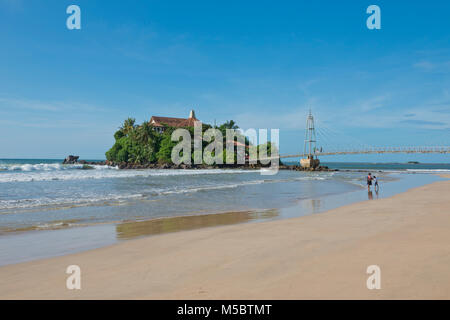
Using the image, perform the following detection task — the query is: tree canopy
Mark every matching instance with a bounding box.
[105,118,276,165]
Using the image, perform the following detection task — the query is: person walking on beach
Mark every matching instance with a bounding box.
[367,173,373,191]
[373,175,379,192]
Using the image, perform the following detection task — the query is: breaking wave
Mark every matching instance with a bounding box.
[405,169,450,173]
[0,163,83,172]
[0,162,256,183]
[0,174,332,211]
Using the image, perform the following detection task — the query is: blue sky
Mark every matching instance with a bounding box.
[0,0,449,161]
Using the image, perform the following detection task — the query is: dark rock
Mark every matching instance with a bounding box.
[278,164,336,172]
[63,155,79,164]
[91,160,337,171]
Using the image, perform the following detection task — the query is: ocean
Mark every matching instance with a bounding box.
[0,159,449,265]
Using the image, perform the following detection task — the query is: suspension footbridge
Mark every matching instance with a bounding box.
[281,146,450,159]
[277,111,449,168]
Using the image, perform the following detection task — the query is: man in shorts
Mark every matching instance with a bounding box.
[367,172,373,191]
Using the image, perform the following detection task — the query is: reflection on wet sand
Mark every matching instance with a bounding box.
[0,219,83,235]
[298,199,322,213]
[116,209,279,240]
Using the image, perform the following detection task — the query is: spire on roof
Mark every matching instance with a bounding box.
[189,109,196,119]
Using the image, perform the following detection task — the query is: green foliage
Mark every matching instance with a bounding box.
[156,131,178,164]
[257,141,279,157]
[106,123,159,164]
[220,148,237,164]
[121,118,136,135]
[114,130,125,140]
[105,117,273,165]
[219,120,238,131]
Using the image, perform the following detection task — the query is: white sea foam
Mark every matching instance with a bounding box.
[156,180,267,195]
[0,163,83,172]
[405,169,450,173]
[0,174,333,210]
[0,161,344,212]
[160,176,330,195]
[0,163,254,183]
[0,193,145,211]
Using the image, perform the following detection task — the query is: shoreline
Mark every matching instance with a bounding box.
[0,171,440,266]
[0,175,449,299]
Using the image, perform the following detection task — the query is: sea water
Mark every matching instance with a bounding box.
[0,159,448,265]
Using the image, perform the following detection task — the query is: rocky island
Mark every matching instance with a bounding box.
[62,112,335,172]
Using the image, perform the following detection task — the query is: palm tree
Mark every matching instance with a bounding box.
[121,118,136,135]
[134,121,153,144]
[221,120,239,130]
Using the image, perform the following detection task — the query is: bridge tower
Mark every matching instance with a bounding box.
[300,110,321,168]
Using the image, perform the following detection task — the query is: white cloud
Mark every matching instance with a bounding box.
[413,60,450,73]
[359,94,391,112]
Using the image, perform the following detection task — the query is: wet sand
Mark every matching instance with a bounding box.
[0,176,449,299]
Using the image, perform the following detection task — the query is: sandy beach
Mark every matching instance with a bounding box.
[0,175,449,300]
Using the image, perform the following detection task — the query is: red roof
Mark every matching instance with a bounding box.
[226,140,249,149]
[150,115,197,128]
